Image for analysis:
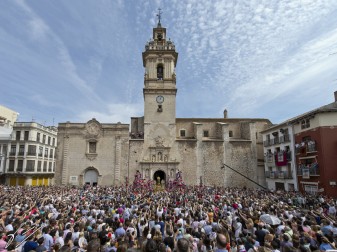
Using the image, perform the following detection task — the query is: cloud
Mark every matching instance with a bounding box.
[76,103,143,124]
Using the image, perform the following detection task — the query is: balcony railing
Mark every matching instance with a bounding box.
[265,154,274,163]
[27,152,37,156]
[9,152,16,156]
[265,170,293,179]
[295,140,317,155]
[18,151,25,156]
[263,140,271,147]
[279,134,290,143]
[306,141,317,153]
[297,163,319,176]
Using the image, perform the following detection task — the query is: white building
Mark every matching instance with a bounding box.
[0,105,19,128]
[5,122,57,186]
[261,123,298,191]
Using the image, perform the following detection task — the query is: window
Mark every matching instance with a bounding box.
[37,161,42,172]
[43,161,47,172]
[17,160,23,172]
[8,160,15,171]
[229,131,233,137]
[26,160,35,172]
[157,64,163,80]
[10,145,16,156]
[48,162,52,172]
[18,145,25,156]
[45,148,48,157]
[37,133,40,142]
[89,142,96,153]
[53,162,56,172]
[180,130,186,137]
[49,149,53,158]
[48,136,51,145]
[39,147,43,157]
[27,145,36,156]
[304,185,318,194]
[52,138,56,146]
[42,135,46,144]
[203,130,209,137]
[24,131,29,141]
[2,145,7,155]
[301,119,310,129]
[16,131,21,141]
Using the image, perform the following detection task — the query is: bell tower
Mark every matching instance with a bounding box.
[142,11,178,127]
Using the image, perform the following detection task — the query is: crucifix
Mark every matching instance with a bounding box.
[157,8,162,25]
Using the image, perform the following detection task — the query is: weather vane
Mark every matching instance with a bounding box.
[157,8,162,26]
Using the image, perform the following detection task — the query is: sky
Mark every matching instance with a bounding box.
[1,0,337,126]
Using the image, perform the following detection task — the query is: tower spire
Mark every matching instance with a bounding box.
[156,8,162,27]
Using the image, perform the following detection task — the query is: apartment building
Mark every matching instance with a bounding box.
[261,124,298,191]
[5,122,57,186]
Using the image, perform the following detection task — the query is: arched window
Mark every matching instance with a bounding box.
[157,64,163,80]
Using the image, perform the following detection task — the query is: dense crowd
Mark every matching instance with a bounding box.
[0,185,336,252]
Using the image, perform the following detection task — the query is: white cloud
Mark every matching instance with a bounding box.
[77,103,142,124]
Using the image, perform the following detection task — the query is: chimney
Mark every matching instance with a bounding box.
[335,91,337,102]
[223,109,228,119]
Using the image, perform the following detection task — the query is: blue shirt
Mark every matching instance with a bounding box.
[115,227,126,238]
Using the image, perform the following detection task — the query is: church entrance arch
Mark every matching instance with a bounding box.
[84,168,98,186]
[153,170,166,186]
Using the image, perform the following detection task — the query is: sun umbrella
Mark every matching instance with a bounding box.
[259,214,281,225]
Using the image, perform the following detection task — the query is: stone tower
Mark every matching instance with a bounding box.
[138,18,179,182]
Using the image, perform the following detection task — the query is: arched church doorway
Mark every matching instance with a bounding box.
[84,168,98,186]
[153,170,166,186]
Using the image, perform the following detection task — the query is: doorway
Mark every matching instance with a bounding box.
[153,170,166,185]
[84,169,98,186]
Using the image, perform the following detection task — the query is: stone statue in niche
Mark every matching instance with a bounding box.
[158,152,163,161]
[164,155,168,162]
[152,155,156,162]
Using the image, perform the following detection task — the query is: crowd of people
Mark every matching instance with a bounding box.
[0,184,336,252]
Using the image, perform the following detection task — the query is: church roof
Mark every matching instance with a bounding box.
[176,118,272,123]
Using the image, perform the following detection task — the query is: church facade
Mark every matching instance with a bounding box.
[55,22,272,188]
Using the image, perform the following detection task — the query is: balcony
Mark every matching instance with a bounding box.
[279,134,290,143]
[286,151,292,161]
[265,170,293,179]
[18,152,25,156]
[264,153,274,163]
[274,138,279,145]
[297,163,319,176]
[295,140,317,155]
[9,152,16,156]
[27,152,37,156]
[306,141,317,153]
[263,140,271,147]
